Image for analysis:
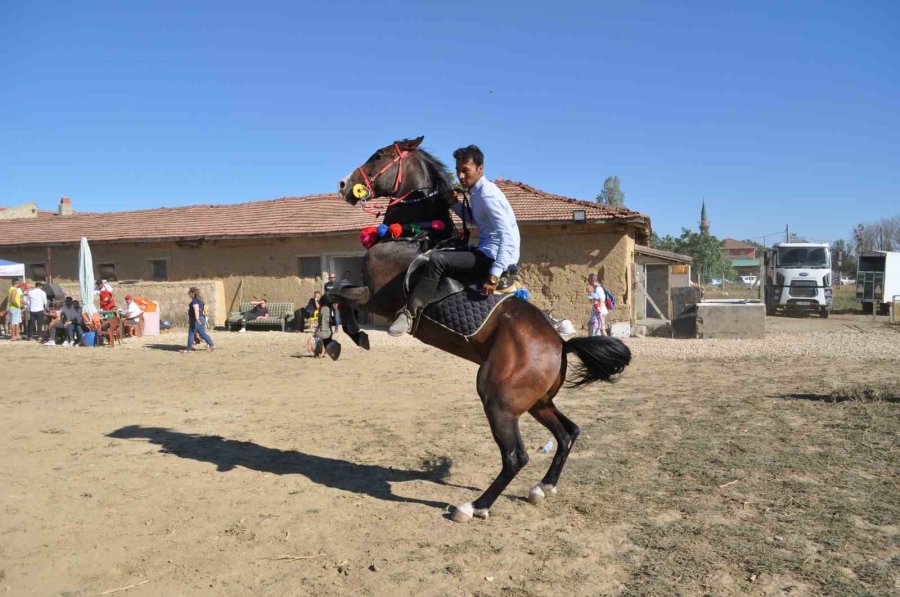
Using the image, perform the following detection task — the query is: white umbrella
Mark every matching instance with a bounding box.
[78,237,97,315]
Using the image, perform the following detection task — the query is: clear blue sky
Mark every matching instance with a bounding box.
[1,1,897,244]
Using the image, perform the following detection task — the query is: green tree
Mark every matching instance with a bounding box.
[596,176,625,207]
[668,228,735,283]
[830,239,856,276]
[651,231,678,253]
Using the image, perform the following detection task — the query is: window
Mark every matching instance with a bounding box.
[298,256,320,278]
[29,263,47,281]
[98,263,117,281]
[149,259,168,281]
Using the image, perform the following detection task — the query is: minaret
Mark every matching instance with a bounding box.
[700,200,710,234]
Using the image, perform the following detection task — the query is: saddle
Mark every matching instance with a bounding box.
[404,247,521,338]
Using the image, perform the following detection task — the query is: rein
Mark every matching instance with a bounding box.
[353,143,422,217]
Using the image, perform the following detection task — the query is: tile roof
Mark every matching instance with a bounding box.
[723,238,757,250]
[0,180,649,248]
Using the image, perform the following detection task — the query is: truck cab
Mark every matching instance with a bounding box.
[764,243,833,318]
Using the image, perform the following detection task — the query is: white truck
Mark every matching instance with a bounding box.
[764,243,833,318]
[856,251,900,315]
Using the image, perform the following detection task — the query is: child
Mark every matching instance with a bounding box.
[587,273,608,337]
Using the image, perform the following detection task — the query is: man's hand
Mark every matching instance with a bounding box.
[442,188,461,208]
[482,274,500,296]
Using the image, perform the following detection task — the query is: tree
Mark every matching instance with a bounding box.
[651,231,678,253]
[596,176,625,207]
[668,228,735,283]
[830,239,856,276]
[853,215,900,253]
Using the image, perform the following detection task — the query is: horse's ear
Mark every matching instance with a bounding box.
[399,136,424,151]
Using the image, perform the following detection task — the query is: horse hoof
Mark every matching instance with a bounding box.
[528,483,557,505]
[451,503,474,523]
[325,341,342,361]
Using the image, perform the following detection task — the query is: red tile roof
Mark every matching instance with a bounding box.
[723,238,757,250]
[0,180,649,247]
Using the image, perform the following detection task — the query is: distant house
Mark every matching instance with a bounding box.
[0,180,655,329]
[723,238,761,274]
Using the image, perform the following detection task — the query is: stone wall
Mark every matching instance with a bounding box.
[57,280,226,328]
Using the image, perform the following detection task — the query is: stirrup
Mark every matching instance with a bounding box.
[388,309,413,336]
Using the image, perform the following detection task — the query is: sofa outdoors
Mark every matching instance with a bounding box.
[225,301,295,332]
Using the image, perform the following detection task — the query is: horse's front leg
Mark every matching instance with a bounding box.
[334,286,370,350]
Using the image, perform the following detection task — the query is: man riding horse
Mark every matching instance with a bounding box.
[388,144,521,336]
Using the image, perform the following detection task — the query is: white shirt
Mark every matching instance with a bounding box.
[123,301,143,320]
[589,284,609,316]
[26,287,48,312]
[453,177,521,278]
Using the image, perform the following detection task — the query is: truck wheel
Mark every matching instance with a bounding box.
[861,302,873,315]
[819,307,829,319]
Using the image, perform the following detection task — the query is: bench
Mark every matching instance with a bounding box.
[225,302,295,332]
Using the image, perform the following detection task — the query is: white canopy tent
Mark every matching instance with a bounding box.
[0,259,25,278]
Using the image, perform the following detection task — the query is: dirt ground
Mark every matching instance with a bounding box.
[1,314,898,596]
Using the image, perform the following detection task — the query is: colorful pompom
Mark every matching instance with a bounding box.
[376,223,389,237]
[388,223,403,239]
[431,220,446,231]
[514,288,530,302]
[360,228,378,249]
[409,223,421,234]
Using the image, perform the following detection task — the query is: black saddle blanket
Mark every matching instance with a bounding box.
[421,289,513,337]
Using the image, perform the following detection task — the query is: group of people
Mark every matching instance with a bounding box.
[1,278,147,347]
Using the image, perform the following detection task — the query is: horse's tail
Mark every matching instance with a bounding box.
[563,336,631,387]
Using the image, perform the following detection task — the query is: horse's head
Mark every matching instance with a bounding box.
[338,136,434,206]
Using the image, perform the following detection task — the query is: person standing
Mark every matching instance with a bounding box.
[6,281,24,341]
[322,272,341,334]
[587,273,609,337]
[388,144,520,336]
[26,282,49,341]
[182,287,214,353]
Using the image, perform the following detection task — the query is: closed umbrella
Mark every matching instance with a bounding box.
[78,237,97,315]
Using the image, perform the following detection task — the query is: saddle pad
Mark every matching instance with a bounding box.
[421,289,514,337]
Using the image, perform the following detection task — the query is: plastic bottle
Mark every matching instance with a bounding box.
[539,440,554,454]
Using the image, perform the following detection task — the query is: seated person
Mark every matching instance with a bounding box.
[121,295,144,327]
[237,299,269,332]
[298,291,322,331]
[48,296,84,346]
[98,282,116,312]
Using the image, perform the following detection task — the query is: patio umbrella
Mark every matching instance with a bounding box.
[0,259,26,278]
[78,237,97,315]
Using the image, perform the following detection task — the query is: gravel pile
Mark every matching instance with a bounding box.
[625,328,900,362]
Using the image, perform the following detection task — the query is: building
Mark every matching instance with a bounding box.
[723,238,761,275]
[1,181,653,328]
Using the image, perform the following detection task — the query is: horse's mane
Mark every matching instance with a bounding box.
[396,139,452,196]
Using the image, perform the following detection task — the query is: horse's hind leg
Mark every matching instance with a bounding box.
[527,401,581,505]
[451,401,529,523]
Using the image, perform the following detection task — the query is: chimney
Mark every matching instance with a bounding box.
[58,196,73,216]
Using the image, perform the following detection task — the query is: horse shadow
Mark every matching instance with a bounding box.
[107,425,465,509]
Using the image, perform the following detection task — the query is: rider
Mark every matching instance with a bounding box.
[388,144,521,336]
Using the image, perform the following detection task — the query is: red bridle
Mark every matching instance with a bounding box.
[354,144,419,216]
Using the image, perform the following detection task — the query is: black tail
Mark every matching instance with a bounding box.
[563,336,632,388]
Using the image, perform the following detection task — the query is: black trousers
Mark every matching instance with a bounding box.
[407,249,494,313]
[27,311,46,339]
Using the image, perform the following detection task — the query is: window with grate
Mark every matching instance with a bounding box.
[98,263,117,281]
[150,259,168,281]
[298,256,320,278]
[29,263,47,281]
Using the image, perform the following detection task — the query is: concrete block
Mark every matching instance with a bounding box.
[696,302,766,339]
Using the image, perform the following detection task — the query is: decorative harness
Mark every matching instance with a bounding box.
[351,144,441,217]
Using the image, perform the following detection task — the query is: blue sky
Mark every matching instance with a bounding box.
[1,1,897,244]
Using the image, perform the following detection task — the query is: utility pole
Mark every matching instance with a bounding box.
[785,225,789,243]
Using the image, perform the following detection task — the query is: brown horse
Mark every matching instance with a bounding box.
[336,137,631,521]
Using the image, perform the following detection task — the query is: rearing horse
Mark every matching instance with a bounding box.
[336,136,631,522]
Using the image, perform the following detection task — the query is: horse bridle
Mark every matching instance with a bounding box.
[352,144,438,216]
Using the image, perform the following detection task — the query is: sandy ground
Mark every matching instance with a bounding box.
[1,314,898,596]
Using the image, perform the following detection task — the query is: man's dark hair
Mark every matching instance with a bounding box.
[453,145,484,167]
